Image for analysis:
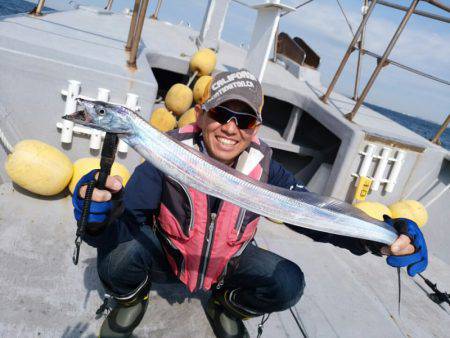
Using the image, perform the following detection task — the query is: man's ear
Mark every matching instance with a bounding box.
[194,104,203,118]
[252,124,261,135]
[195,104,204,127]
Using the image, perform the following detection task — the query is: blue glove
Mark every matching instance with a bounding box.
[385,217,428,277]
[72,169,112,224]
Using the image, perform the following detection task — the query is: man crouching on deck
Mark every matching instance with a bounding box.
[73,69,428,338]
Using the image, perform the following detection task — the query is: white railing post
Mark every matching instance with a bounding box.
[61,80,81,144]
[355,144,376,186]
[372,147,391,191]
[386,150,405,192]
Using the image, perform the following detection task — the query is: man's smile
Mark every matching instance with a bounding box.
[216,136,238,147]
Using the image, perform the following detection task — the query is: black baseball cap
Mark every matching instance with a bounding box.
[201,69,263,122]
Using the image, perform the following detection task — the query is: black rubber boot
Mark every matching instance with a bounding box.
[99,276,151,338]
[206,289,260,338]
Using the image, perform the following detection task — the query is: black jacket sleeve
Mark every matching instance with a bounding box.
[268,159,369,255]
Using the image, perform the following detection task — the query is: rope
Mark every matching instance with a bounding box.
[0,126,14,154]
[335,0,355,37]
[293,0,315,10]
[281,0,315,17]
[289,307,309,338]
[257,313,271,338]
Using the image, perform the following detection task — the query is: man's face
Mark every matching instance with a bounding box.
[197,100,260,165]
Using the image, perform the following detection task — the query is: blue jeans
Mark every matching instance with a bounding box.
[97,225,305,314]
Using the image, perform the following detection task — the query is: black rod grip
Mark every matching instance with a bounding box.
[97,133,119,190]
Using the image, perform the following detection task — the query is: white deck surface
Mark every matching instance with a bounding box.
[1,183,449,338]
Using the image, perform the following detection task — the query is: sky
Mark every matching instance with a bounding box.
[46,0,449,124]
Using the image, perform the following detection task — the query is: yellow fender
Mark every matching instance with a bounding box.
[69,157,131,194]
[389,200,428,227]
[353,201,392,221]
[150,107,177,132]
[5,140,73,196]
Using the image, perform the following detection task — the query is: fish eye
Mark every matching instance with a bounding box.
[98,108,105,116]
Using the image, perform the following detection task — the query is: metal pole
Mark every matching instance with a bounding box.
[374,0,450,23]
[128,0,150,69]
[353,0,368,100]
[30,0,46,16]
[346,0,419,121]
[105,0,114,11]
[126,0,142,52]
[358,48,450,86]
[273,23,280,62]
[151,0,163,20]
[431,114,450,144]
[320,0,377,103]
[425,0,450,13]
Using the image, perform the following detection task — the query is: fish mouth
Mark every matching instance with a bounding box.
[62,109,101,131]
[63,110,92,125]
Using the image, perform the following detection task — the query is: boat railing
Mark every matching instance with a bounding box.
[150,0,163,20]
[104,0,114,11]
[320,0,449,121]
[29,0,46,16]
[125,0,151,69]
[432,114,450,145]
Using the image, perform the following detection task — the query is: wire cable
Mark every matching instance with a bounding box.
[335,0,355,37]
[0,126,14,154]
[281,0,315,17]
[289,307,309,338]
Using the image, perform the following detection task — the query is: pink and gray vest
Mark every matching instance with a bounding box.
[156,124,272,292]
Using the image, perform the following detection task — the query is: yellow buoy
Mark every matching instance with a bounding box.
[266,217,284,224]
[165,84,193,116]
[193,75,212,103]
[389,200,428,227]
[178,108,197,128]
[354,201,392,221]
[189,48,217,76]
[5,139,73,196]
[150,107,177,132]
[69,157,131,194]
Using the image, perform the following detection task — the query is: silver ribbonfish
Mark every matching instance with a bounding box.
[65,98,398,245]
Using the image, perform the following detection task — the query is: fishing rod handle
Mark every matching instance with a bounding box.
[97,133,119,190]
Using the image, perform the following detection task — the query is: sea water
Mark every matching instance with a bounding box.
[0,0,52,15]
[365,103,450,151]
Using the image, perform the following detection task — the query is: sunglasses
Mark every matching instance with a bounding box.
[206,106,260,130]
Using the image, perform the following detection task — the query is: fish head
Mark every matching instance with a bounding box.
[63,98,134,134]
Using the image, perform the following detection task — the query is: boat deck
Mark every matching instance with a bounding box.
[1,183,449,337]
[0,7,445,154]
[1,6,449,338]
